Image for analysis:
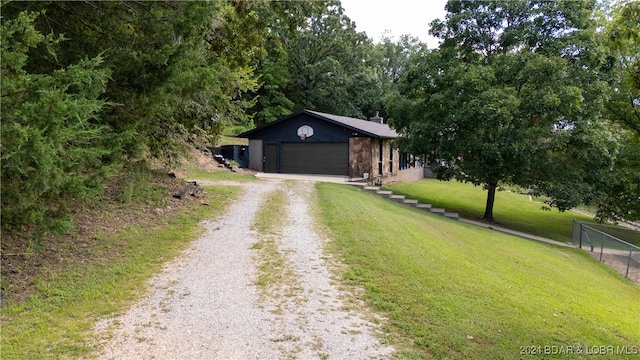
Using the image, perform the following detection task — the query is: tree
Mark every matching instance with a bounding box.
[389,0,607,222]
[1,1,279,236]
[608,1,640,100]
[283,0,383,118]
[365,34,428,121]
[242,1,327,126]
[238,1,411,126]
[376,34,426,85]
[593,0,640,221]
[1,9,116,236]
[591,132,640,221]
[2,1,263,163]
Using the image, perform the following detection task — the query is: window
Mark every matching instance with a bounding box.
[389,144,393,173]
[378,141,383,175]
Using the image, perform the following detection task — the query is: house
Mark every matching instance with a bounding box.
[237,109,422,184]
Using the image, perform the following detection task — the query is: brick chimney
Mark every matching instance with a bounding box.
[369,111,383,124]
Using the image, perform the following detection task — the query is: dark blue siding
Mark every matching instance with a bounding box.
[244,114,353,143]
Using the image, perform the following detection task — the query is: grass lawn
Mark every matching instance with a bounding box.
[0,185,241,359]
[384,179,599,243]
[185,166,257,182]
[218,134,249,146]
[316,183,640,359]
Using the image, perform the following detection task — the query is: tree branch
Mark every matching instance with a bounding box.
[53,2,131,45]
[605,101,640,134]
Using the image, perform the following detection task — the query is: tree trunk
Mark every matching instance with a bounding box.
[482,181,498,223]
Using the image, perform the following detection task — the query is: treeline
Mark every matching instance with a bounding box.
[1,0,638,238]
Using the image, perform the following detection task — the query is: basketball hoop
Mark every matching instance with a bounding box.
[297,125,314,140]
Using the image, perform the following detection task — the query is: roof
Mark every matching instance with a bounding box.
[238,109,398,139]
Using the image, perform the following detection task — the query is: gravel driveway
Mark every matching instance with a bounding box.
[94,179,394,359]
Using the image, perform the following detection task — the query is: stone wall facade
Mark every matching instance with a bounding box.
[349,137,401,184]
[348,137,372,179]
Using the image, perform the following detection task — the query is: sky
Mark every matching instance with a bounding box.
[340,0,449,48]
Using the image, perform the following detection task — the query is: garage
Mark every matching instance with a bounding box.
[238,109,400,181]
[281,142,348,175]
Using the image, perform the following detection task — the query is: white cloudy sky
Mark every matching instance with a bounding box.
[341,0,449,48]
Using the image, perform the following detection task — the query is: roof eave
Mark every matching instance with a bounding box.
[236,109,307,138]
[236,109,398,139]
[305,110,398,139]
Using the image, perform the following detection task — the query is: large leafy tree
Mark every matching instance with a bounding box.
[594,0,640,221]
[284,0,383,119]
[376,34,426,86]
[607,0,640,106]
[369,34,427,119]
[246,1,328,126]
[238,1,416,126]
[389,0,608,222]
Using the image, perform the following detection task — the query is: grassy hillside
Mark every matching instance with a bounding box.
[316,183,640,359]
[384,179,597,243]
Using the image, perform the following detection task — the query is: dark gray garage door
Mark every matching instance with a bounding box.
[281,142,348,175]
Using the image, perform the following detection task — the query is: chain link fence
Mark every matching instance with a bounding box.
[572,220,640,284]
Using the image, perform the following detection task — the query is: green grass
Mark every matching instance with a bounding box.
[251,188,291,291]
[185,166,257,182]
[217,134,249,146]
[384,179,598,243]
[316,183,640,359]
[0,186,241,359]
[114,160,168,204]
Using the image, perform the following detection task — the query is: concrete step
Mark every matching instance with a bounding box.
[368,189,458,220]
[417,204,432,211]
[403,199,419,206]
[444,212,460,220]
